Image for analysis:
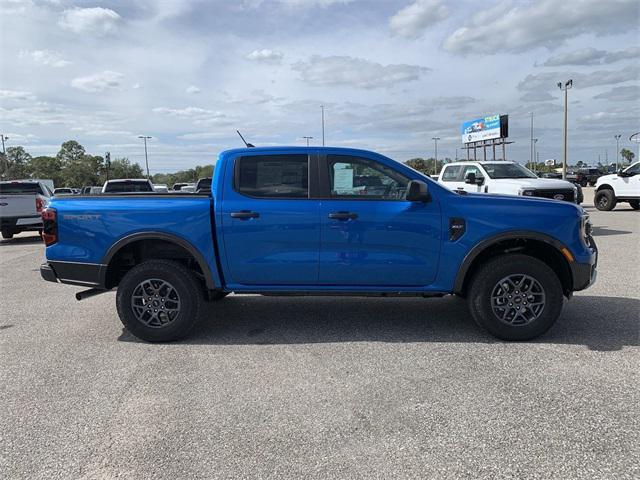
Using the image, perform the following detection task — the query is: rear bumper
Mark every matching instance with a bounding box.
[1,215,42,231]
[571,237,598,291]
[40,261,106,288]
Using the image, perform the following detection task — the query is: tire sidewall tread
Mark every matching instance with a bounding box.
[468,254,564,341]
[116,259,203,342]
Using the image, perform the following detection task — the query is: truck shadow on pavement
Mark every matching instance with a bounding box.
[119,295,639,352]
[591,226,632,236]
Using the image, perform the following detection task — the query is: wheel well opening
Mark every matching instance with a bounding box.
[596,184,613,192]
[460,238,572,297]
[105,239,206,290]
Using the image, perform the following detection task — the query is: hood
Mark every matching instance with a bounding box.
[492,177,576,189]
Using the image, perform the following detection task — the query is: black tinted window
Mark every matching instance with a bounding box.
[0,183,43,195]
[104,181,153,192]
[237,155,308,198]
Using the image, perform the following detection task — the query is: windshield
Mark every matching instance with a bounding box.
[483,163,537,179]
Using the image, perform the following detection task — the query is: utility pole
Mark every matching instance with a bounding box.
[0,134,8,155]
[302,136,313,147]
[320,105,325,146]
[432,137,440,176]
[614,134,621,170]
[138,135,152,179]
[455,147,458,161]
[529,112,534,171]
[557,79,573,180]
[532,138,538,171]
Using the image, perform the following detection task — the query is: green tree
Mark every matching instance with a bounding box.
[103,157,144,181]
[620,148,635,164]
[28,156,64,186]
[405,157,447,176]
[56,141,105,187]
[0,146,31,179]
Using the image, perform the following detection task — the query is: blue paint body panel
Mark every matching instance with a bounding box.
[45,146,596,295]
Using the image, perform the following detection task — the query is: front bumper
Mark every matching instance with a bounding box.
[571,236,598,291]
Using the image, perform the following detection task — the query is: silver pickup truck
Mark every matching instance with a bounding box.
[0,180,53,239]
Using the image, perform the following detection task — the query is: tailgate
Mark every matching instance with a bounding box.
[0,194,38,218]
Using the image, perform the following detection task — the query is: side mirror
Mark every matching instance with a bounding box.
[465,173,484,186]
[617,169,627,177]
[405,180,429,202]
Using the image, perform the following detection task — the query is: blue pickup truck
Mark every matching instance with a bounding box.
[40,147,597,342]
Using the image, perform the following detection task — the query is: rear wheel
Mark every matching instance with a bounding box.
[629,199,640,210]
[595,189,616,211]
[1,229,14,239]
[468,254,564,341]
[116,259,203,342]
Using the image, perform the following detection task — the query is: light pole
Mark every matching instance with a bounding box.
[0,134,8,155]
[614,134,621,170]
[432,137,440,176]
[320,105,325,146]
[532,138,538,172]
[557,79,573,180]
[138,135,152,179]
[529,112,534,171]
[302,136,313,147]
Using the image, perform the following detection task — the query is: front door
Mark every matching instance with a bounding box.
[318,154,441,286]
[221,153,320,285]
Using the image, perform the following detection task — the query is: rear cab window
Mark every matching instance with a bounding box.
[235,154,309,198]
[104,181,153,193]
[0,182,44,195]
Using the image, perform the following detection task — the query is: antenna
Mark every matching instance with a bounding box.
[236,130,255,148]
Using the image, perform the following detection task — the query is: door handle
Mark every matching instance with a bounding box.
[230,210,260,219]
[328,211,358,221]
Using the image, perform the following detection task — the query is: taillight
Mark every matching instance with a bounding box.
[42,208,57,246]
[36,196,45,213]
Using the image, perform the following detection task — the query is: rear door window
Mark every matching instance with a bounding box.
[441,165,462,181]
[236,154,309,198]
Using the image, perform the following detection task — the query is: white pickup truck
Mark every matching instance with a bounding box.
[437,161,580,203]
[594,161,640,211]
[0,180,53,239]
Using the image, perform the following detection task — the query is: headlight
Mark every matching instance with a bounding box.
[519,188,535,196]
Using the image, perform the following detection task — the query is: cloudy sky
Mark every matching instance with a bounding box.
[1,0,638,173]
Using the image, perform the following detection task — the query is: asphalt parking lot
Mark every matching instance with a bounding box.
[1,188,638,479]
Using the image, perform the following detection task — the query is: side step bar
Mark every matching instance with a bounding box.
[75,288,110,301]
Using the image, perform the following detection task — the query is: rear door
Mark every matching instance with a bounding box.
[318,154,441,286]
[220,153,320,285]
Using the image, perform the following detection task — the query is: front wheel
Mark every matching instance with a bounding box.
[1,229,14,239]
[595,189,616,211]
[116,259,203,342]
[468,254,564,341]
[629,199,640,210]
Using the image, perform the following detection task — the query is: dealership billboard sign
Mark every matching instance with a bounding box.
[461,114,508,144]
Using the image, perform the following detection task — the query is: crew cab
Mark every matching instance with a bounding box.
[594,162,640,211]
[438,161,579,203]
[40,147,597,342]
[0,180,52,239]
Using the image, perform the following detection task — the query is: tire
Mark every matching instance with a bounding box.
[589,181,596,187]
[580,180,587,187]
[595,189,616,211]
[629,199,640,210]
[116,259,203,342]
[1,229,14,239]
[468,254,564,341]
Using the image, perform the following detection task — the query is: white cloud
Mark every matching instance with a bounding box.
[518,65,640,93]
[0,89,36,100]
[593,85,640,102]
[389,0,448,38]
[58,7,120,35]
[246,49,284,63]
[153,107,214,117]
[20,49,71,67]
[444,0,638,54]
[293,55,428,89]
[186,85,202,94]
[71,71,125,92]
[542,47,640,66]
